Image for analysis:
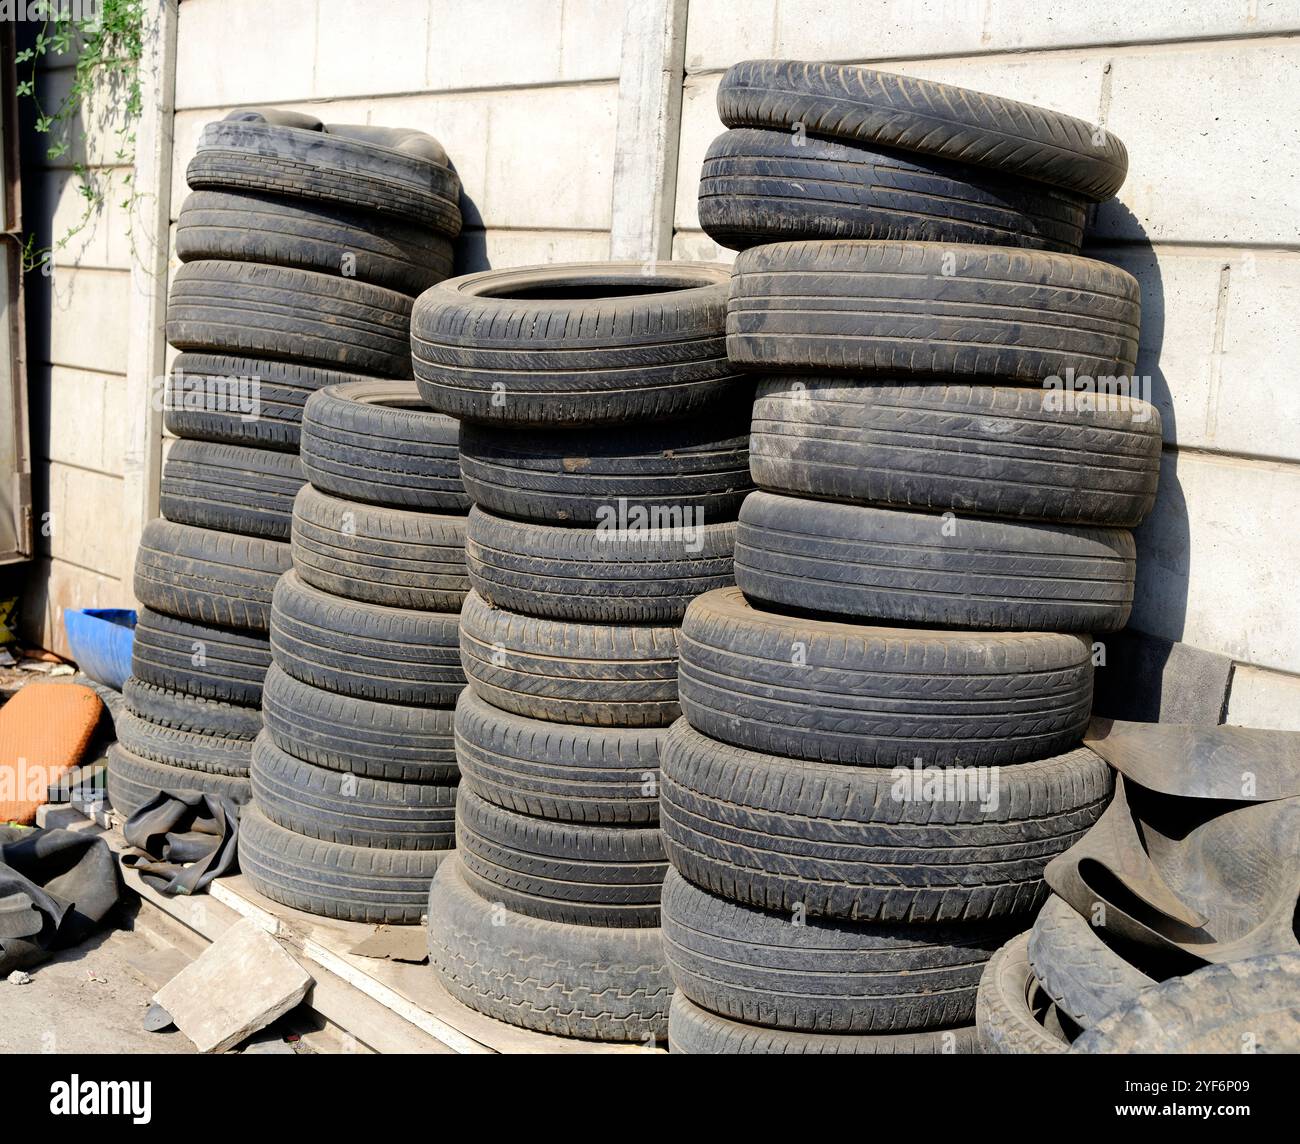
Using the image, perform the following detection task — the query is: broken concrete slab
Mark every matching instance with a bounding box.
[350,925,429,964]
[153,916,312,1054]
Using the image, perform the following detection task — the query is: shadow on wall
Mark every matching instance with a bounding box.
[450,176,488,273]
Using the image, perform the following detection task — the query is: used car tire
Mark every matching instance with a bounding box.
[717,59,1127,200]
[458,415,752,525]
[734,491,1136,633]
[750,377,1162,527]
[270,571,464,706]
[412,261,747,425]
[239,803,445,924]
[660,719,1112,923]
[166,261,414,378]
[727,240,1141,383]
[426,856,672,1042]
[291,485,468,611]
[130,608,271,705]
[466,506,736,624]
[106,743,251,820]
[133,520,291,631]
[300,381,467,511]
[117,711,253,776]
[160,439,305,540]
[459,590,679,727]
[976,932,1073,1054]
[678,587,1093,767]
[455,687,663,825]
[261,664,457,784]
[123,676,261,740]
[699,127,1088,253]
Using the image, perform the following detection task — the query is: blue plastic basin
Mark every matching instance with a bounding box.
[62,608,137,691]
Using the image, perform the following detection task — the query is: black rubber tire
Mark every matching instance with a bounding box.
[425,857,671,1042]
[727,241,1141,383]
[660,719,1111,923]
[291,485,468,611]
[106,743,251,820]
[750,377,1163,527]
[466,506,735,624]
[412,261,747,426]
[130,608,271,705]
[176,189,454,295]
[270,570,464,705]
[238,804,445,924]
[455,787,666,928]
[455,687,662,825]
[669,995,978,1055]
[718,60,1127,201]
[300,381,467,511]
[123,676,261,740]
[133,519,291,632]
[662,869,1009,1033]
[187,112,462,234]
[699,127,1088,253]
[166,261,414,378]
[734,491,1136,633]
[1027,894,1157,1029]
[459,590,679,727]
[250,733,456,851]
[457,415,752,525]
[976,932,1072,1054]
[262,664,457,784]
[165,353,377,452]
[678,587,1093,767]
[160,439,305,540]
[117,711,252,776]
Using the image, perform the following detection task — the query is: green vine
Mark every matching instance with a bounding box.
[16,0,145,272]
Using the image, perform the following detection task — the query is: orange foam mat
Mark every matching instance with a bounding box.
[0,683,104,824]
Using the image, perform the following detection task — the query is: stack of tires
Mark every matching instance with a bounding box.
[412,262,754,1042]
[661,61,1163,1054]
[111,109,461,823]
[238,382,471,923]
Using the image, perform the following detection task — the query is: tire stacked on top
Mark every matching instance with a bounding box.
[111,110,461,822]
[663,60,1163,1055]
[413,262,755,1043]
[239,382,471,924]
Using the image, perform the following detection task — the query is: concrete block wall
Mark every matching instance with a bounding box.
[672,0,1300,728]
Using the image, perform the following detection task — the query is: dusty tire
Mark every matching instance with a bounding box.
[123,676,261,740]
[412,261,747,426]
[425,857,671,1042]
[717,60,1127,200]
[734,491,1136,633]
[130,608,271,705]
[459,591,679,727]
[238,804,444,924]
[133,520,291,632]
[176,189,453,295]
[166,261,414,378]
[291,485,468,611]
[186,113,462,234]
[300,381,467,511]
[164,353,376,452]
[160,439,305,540]
[458,415,753,525]
[106,743,251,820]
[660,719,1111,923]
[976,933,1073,1054]
[455,688,663,825]
[117,711,253,776]
[727,241,1140,383]
[455,787,666,928]
[1028,895,1159,1029]
[669,995,978,1055]
[261,664,457,784]
[250,733,456,851]
[662,869,1009,1032]
[678,587,1092,767]
[466,506,735,624]
[699,127,1088,253]
[270,571,463,705]
[750,377,1162,527]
